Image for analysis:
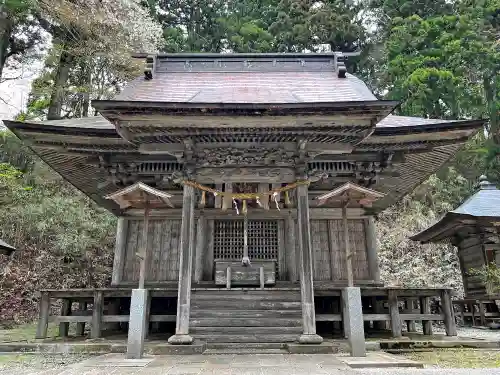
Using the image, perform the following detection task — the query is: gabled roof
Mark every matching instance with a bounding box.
[411,176,500,243]
[0,239,16,256]
[112,53,377,104]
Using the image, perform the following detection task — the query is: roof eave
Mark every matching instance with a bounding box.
[373,119,487,136]
[92,99,399,115]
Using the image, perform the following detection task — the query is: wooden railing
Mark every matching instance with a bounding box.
[36,288,177,339]
[315,287,457,337]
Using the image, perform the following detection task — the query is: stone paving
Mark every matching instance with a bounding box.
[1,354,500,375]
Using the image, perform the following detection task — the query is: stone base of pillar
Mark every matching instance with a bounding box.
[299,333,323,344]
[342,287,366,357]
[167,334,194,345]
[126,289,149,359]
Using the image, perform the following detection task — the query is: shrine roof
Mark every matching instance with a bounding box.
[111,53,377,104]
[411,177,500,243]
[6,114,478,133]
[0,239,16,256]
[3,114,485,214]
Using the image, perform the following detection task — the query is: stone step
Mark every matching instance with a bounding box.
[191,292,301,301]
[190,310,302,319]
[191,300,302,310]
[203,348,289,355]
[191,326,302,334]
[190,318,302,327]
[193,334,299,343]
[206,342,286,350]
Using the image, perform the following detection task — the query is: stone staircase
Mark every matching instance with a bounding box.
[190,288,302,350]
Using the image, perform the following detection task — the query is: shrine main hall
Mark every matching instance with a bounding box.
[4,53,486,355]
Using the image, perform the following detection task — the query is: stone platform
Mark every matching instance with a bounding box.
[0,333,498,355]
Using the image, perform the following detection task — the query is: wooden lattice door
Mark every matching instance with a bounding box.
[213,219,280,276]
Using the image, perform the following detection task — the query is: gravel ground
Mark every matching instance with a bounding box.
[435,326,500,340]
[354,370,500,375]
[407,323,500,341]
[0,353,92,373]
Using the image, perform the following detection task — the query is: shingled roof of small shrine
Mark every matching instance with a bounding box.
[0,239,16,256]
[411,177,500,243]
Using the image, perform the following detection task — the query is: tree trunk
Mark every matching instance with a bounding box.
[0,6,13,80]
[47,46,73,120]
[484,74,499,144]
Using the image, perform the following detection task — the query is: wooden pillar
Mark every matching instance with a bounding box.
[168,183,195,344]
[420,296,433,335]
[479,301,486,327]
[76,302,87,336]
[343,204,353,287]
[222,183,232,210]
[91,291,103,339]
[36,292,50,339]
[277,220,286,280]
[59,299,72,337]
[296,183,322,344]
[285,216,298,282]
[258,183,269,209]
[365,217,380,283]
[111,217,129,286]
[214,184,222,208]
[405,298,417,332]
[441,289,457,336]
[388,290,402,337]
[138,208,150,290]
[194,215,206,283]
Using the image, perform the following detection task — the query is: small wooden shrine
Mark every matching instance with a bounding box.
[3,53,487,352]
[411,176,500,299]
[0,239,15,256]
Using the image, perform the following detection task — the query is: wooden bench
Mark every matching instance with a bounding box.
[214,260,276,288]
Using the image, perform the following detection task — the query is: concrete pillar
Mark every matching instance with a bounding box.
[168,184,195,345]
[342,287,366,356]
[365,217,380,283]
[127,289,149,358]
[296,183,323,344]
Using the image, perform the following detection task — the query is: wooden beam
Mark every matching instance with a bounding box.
[388,290,402,337]
[36,292,50,339]
[112,217,129,286]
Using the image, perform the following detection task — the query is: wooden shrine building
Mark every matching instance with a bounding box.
[0,239,15,256]
[3,53,487,351]
[411,176,500,326]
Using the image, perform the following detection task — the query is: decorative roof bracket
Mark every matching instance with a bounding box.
[144,54,156,80]
[334,52,347,78]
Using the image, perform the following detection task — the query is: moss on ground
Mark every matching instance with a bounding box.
[0,323,60,342]
[405,349,500,368]
[0,353,91,370]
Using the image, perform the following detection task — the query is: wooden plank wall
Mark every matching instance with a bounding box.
[311,219,370,281]
[459,237,487,298]
[122,219,182,282]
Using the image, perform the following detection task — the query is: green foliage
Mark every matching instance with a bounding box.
[0,142,115,326]
[469,263,500,295]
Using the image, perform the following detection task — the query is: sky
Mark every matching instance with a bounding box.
[0,63,42,126]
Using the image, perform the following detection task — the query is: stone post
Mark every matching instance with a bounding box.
[127,289,149,358]
[342,287,366,356]
[296,183,323,344]
[365,217,380,283]
[168,184,195,345]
